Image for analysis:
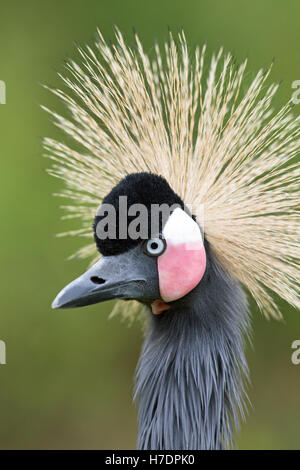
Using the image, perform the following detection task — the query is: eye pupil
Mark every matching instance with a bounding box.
[150,242,158,250]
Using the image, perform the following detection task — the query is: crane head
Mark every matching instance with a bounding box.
[52,173,207,313]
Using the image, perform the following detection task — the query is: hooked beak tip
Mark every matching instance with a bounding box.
[51,285,72,309]
[51,295,63,309]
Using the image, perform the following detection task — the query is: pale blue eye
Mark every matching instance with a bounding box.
[144,237,166,257]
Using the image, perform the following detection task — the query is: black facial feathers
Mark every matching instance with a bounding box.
[93,172,184,256]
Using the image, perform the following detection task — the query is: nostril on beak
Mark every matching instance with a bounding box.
[90,276,106,285]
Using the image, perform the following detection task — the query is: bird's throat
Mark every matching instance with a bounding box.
[135,256,250,450]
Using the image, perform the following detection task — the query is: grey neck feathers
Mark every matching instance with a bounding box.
[134,251,251,450]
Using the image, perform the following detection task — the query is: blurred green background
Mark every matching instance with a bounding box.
[0,0,299,449]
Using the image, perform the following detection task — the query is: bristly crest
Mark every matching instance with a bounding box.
[43,27,300,320]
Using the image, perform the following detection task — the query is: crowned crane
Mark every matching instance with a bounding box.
[45,28,300,450]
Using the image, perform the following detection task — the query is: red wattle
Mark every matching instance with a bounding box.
[158,241,206,302]
[151,300,171,315]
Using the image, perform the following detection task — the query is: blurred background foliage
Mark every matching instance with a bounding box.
[0,0,299,449]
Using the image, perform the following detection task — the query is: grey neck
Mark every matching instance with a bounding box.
[134,252,251,450]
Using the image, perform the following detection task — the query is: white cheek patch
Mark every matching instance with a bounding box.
[162,208,203,247]
[158,208,206,302]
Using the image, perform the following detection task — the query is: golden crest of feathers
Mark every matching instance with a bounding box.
[43,27,300,320]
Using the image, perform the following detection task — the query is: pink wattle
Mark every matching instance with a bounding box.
[157,241,206,302]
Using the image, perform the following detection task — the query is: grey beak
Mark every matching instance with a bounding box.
[52,245,159,309]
